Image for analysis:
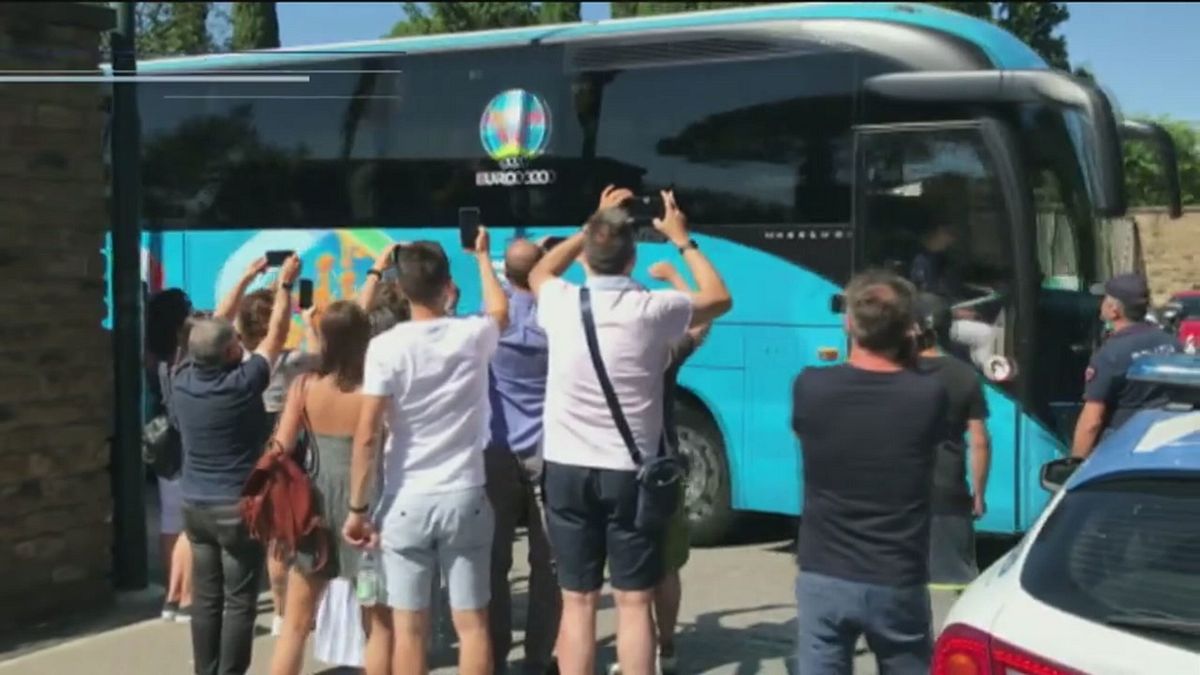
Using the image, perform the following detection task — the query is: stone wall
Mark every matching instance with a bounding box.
[1132,207,1200,305]
[0,2,115,631]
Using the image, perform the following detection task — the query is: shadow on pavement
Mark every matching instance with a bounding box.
[597,604,796,674]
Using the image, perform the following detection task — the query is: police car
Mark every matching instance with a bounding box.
[934,354,1200,674]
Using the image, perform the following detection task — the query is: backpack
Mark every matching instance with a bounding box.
[142,361,184,480]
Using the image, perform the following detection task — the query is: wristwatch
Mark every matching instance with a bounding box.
[677,239,699,253]
[281,282,294,291]
[366,269,383,279]
[348,503,369,515]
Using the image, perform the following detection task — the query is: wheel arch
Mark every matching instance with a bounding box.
[674,383,741,496]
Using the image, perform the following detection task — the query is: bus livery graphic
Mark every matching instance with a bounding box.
[479,89,550,162]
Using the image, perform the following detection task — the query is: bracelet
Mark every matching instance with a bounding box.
[348,503,369,515]
[366,269,383,279]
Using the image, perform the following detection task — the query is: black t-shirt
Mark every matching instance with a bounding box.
[173,353,272,504]
[1085,323,1180,431]
[920,354,988,514]
[792,364,948,587]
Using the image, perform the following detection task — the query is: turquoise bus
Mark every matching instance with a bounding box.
[106,3,1180,544]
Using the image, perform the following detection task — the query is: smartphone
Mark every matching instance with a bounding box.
[626,194,665,230]
[542,236,567,251]
[265,250,293,266]
[298,279,314,309]
[458,207,481,251]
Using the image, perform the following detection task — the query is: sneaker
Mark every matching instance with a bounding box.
[174,605,192,624]
[161,601,179,621]
[271,614,284,637]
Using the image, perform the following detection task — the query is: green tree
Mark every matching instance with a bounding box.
[230,1,280,51]
[541,2,582,23]
[994,2,1070,70]
[135,2,215,57]
[389,2,541,36]
[1124,117,1200,207]
[610,2,762,18]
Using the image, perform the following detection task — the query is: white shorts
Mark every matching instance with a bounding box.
[380,487,494,611]
[158,476,184,535]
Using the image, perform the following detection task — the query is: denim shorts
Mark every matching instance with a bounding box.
[379,487,494,611]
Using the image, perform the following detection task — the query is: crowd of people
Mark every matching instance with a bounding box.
[143,179,1176,675]
[144,186,731,675]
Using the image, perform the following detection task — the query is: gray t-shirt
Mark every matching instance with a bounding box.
[263,350,320,413]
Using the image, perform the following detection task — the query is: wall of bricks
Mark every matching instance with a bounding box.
[1131,207,1200,305]
[0,2,115,631]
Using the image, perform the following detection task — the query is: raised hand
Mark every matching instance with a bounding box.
[598,184,635,211]
[474,225,491,256]
[649,261,680,283]
[652,190,689,245]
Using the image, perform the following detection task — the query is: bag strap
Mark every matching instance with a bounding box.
[298,373,321,478]
[579,286,644,467]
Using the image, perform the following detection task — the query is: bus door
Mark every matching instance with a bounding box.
[850,119,1034,534]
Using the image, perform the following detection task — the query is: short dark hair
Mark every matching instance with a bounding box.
[1115,297,1149,322]
[395,244,451,306]
[316,301,371,390]
[584,207,636,275]
[237,289,274,350]
[844,269,917,359]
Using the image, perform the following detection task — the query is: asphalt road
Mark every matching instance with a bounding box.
[0,516,975,674]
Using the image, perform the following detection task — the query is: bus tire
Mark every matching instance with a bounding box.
[675,400,734,546]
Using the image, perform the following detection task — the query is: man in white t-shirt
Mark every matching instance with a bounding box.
[343,232,509,675]
[528,187,733,675]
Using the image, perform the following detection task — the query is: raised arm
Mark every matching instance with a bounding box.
[529,185,634,296]
[651,260,713,350]
[474,226,509,331]
[653,190,733,326]
[254,254,301,365]
[358,244,402,312]
[215,257,268,321]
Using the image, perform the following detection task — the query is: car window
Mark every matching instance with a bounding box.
[1174,297,1200,319]
[1021,478,1200,653]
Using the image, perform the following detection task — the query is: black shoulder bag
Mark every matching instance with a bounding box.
[142,361,184,480]
[580,287,686,533]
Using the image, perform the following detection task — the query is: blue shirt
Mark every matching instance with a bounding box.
[487,287,548,453]
[1085,323,1180,431]
[173,353,272,503]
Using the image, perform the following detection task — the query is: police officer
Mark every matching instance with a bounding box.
[1071,273,1180,458]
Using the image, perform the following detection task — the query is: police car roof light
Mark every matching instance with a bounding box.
[1127,353,1200,406]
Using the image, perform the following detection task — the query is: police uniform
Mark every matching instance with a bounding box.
[1086,275,1181,434]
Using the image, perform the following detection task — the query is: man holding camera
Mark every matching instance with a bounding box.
[528,187,732,675]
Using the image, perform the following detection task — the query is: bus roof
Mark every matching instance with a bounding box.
[116,2,1044,74]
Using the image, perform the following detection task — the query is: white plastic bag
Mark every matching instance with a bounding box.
[312,577,365,668]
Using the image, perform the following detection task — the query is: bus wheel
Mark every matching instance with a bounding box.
[675,402,734,546]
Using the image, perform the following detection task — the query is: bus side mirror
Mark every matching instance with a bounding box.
[1040,457,1083,493]
[831,293,845,314]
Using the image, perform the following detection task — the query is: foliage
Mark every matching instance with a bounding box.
[610,2,752,18]
[388,2,581,36]
[230,2,280,51]
[932,3,1071,70]
[994,2,1070,70]
[1124,117,1200,207]
[135,2,215,57]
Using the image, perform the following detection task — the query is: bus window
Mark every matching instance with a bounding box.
[1033,170,1083,291]
[593,51,856,227]
[856,124,1017,378]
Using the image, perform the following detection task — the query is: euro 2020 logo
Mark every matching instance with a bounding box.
[478,89,551,175]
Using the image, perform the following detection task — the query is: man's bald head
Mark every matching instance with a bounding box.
[504,239,544,290]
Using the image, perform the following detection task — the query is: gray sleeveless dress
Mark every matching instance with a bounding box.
[294,432,361,581]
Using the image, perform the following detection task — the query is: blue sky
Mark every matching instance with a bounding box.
[274,2,1200,121]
